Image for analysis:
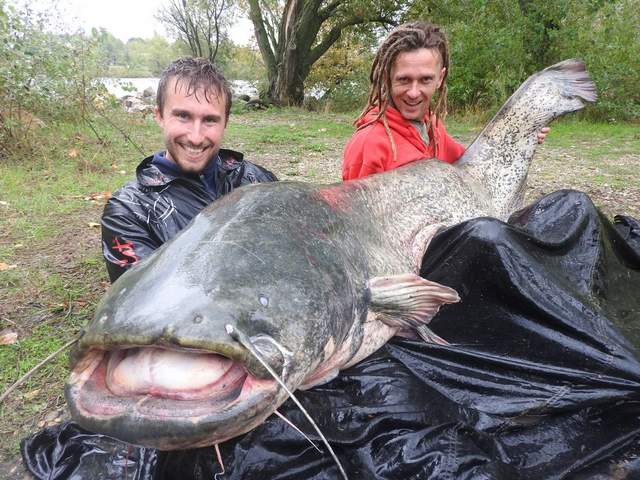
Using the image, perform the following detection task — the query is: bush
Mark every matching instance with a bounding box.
[548,0,640,121]
[404,0,639,121]
[0,2,103,157]
[305,28,375,113]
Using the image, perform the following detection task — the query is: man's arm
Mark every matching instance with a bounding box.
[101,196,161,283]
[342,129,389,180]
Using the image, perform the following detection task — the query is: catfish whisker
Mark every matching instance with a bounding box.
[226,324,349,480]
[274,409,323,453]
[213,443,225,479]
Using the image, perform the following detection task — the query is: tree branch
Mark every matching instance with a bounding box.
[317,0,342,21]
[247,0,277,76]
[307,18,361,67]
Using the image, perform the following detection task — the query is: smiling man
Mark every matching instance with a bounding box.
[101,58,277,282]
[342,21,547,180]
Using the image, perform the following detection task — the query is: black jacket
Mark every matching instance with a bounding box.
[101,148,277,282]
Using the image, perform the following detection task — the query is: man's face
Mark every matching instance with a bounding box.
[155,78,227,174]
[390,48,446,122]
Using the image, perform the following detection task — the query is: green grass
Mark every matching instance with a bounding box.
[0,113,160,255]
[226,108,354,155]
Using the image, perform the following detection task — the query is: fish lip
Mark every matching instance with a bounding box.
[74,333,278,380]
[66,346,282,449]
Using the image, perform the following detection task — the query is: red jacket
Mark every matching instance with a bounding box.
[342,107,465,181]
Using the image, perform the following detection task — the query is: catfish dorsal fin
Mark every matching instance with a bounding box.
[368,274,459,342]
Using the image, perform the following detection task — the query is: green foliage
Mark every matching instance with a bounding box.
[91,31,184,77]
[0,2,104,156]
[305,27,376,112]
[124,35,183,76]
[446,2,529,109]
[404,0,640,120]
[222,44,266,82]
[548,0,640,121]
[91,28,127,67]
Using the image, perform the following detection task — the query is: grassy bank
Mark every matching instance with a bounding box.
[1,107,639,470]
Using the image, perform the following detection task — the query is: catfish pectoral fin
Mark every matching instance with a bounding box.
[368,273,460,331]
[416,325,450,346]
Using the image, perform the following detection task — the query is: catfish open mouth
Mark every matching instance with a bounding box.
[68,346,277,424]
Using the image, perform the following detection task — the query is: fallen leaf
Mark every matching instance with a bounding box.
[87,191,111,201]
[0,201,8,206]
[87,222,100,228]
[0,329,18,345]
[14,243,23,248]
[119,170,127,174]
[0,262,18,271]
[68,148,79,158]
[23,389,41,400]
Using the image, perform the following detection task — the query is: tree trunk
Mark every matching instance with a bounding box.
[268,50,306,106]
[248,0,397,106]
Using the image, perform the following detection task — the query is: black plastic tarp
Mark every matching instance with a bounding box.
[21,190,640,479]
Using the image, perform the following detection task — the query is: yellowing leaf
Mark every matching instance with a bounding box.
[0,329,18,345]
[87,222,100,228]
[87,191,111,201]
[23,389,41,400]
[0,262,18,271]
[68,148,79,158]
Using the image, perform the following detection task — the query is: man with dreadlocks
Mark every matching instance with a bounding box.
[342,21,548,180]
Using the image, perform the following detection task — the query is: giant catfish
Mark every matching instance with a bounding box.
[66,59,597,450]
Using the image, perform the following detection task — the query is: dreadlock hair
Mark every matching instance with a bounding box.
[357,21,450,159]
[156,57,232,121]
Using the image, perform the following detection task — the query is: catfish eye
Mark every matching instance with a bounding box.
[259,294,269,307]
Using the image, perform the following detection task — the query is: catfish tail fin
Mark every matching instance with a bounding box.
[458,59,597,220]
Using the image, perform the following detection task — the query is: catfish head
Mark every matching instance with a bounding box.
[66,183,369,450]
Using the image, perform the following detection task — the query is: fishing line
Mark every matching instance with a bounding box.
[0,337,79,404]
[225,324,349,480]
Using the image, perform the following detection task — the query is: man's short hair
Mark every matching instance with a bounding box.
[156,57,232,120]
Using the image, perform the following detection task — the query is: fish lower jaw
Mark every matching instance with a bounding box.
[65,348,280,449]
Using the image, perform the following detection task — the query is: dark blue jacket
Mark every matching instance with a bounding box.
[101,148,277,282]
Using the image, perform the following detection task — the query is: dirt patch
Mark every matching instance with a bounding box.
[526,147,640,219]
[0,203,106,328]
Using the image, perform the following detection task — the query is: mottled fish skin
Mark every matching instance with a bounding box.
[66,59,597,450]
[458,59,597,219]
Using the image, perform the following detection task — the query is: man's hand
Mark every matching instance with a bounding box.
[537,127,550,144]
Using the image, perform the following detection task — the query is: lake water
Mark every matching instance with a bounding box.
[100,78,259,99]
